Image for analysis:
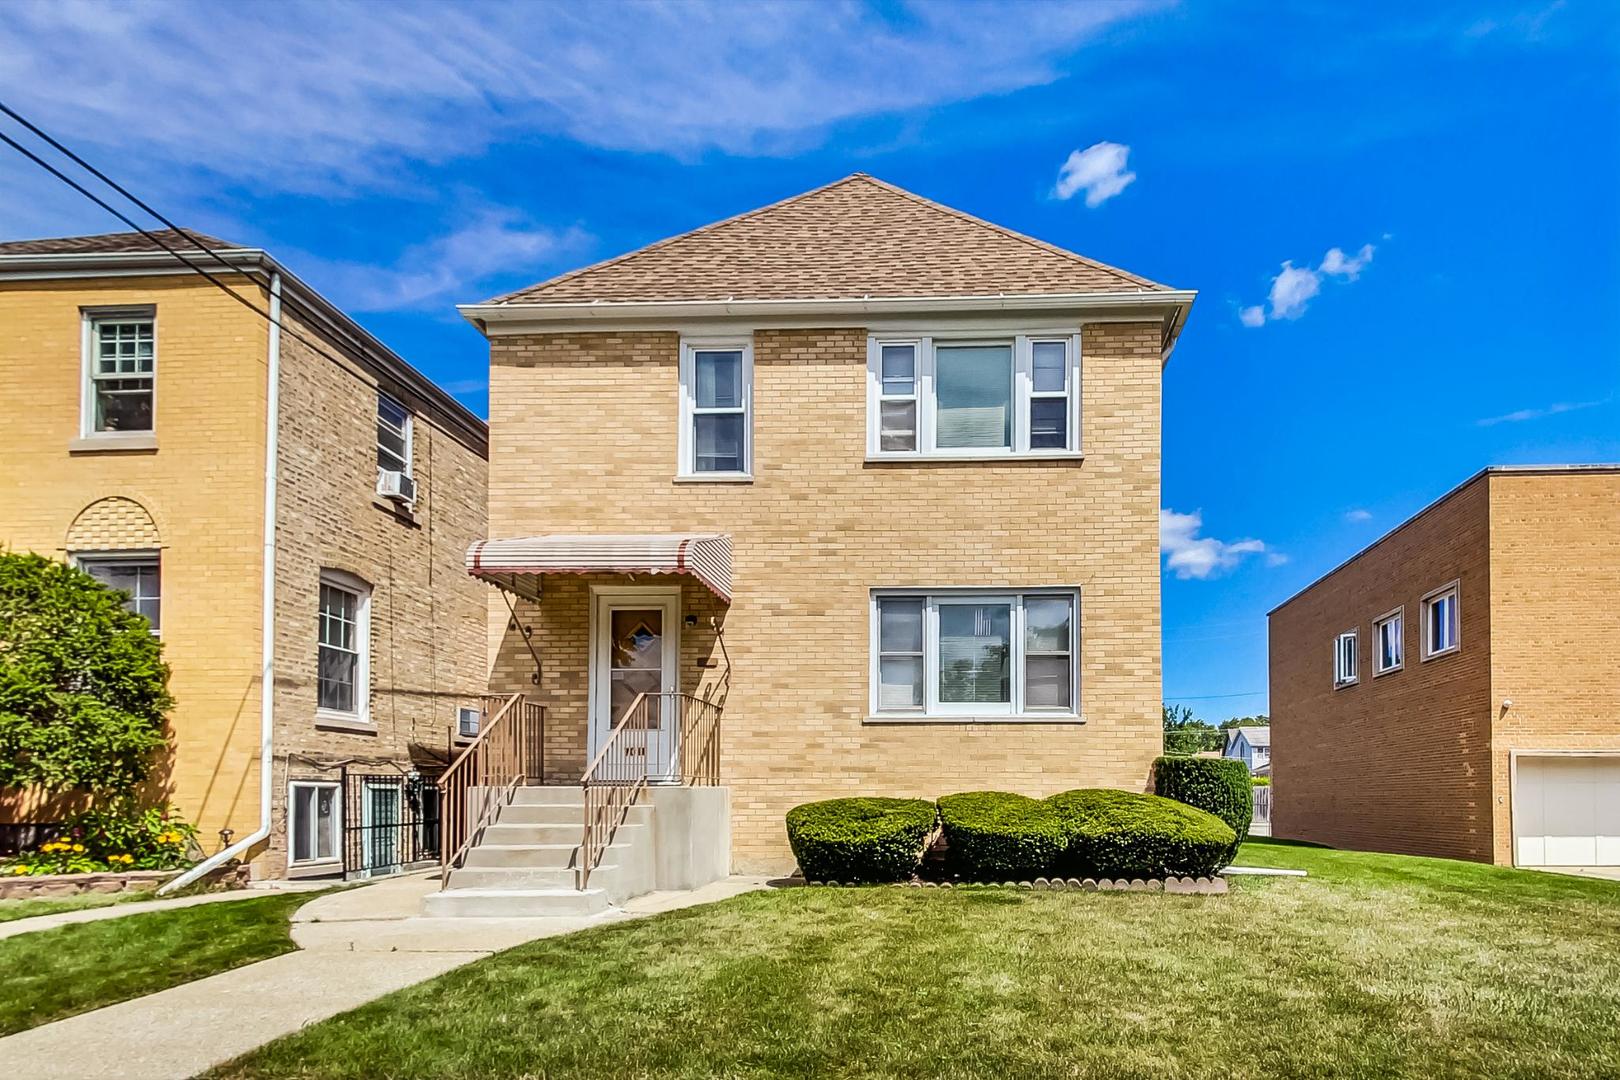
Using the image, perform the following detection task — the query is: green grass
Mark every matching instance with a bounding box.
[0,889,155,923]
[211,841,1620,1080]
[0,891,320,1035]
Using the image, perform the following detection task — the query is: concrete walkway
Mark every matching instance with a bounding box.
[0,882,331,941]
[0,872,770,1080]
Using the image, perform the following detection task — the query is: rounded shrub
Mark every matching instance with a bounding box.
[936,791,1067,881]
[1045,789,1235,880]
[785,797,936,883]
[1152,755,1253,862]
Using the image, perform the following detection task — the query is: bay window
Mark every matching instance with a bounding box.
[866,334,1080,458]
[870,589,1078,719]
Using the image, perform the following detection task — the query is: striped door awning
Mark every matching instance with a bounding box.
[466,533,732,602]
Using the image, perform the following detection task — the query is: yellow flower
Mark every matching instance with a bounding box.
[10,866,26,875]
[71,844,86,853]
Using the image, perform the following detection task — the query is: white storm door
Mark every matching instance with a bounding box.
[589,589,680,782]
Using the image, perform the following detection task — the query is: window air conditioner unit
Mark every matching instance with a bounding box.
[377,469,416,504]
[457,706,480,739]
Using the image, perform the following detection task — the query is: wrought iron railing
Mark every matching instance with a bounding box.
[579,690,722,890]
[437,692,545,882]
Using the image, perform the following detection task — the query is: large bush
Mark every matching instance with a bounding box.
[0,552,172,795]
[937,792,1067,881]
[785,797,936,882]
[1153,756,1252,862]
[1046,789,1235,880]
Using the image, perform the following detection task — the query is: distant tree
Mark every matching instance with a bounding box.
[1218,714,1270,730]
[1162,703,1222,755]
[0,552,172,795]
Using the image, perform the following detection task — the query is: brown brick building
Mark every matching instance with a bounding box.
[1269,465,1620,868]
[0,231,489,879]
[459,175,1195,874]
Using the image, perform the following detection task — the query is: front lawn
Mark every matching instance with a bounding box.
[0,890,321,1035]
[0,889,153,924]
[212,840,1620,1079]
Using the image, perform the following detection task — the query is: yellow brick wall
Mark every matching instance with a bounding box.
[1487,470,1620,864]
[0,275,269,844]
[487,323,1163,872]
[1268,476,1495,862]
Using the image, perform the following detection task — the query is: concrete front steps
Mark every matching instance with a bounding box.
[422,786,652,918]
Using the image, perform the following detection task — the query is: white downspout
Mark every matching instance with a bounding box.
[160,270,281,893]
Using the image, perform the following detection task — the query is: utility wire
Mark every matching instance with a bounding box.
[0,102,378,383]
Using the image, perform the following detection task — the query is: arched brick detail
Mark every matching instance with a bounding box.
[65,496,162,551]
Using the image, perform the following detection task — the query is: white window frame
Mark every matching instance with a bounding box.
[376,391,413,478]
[80,307,157,441]
[316,569,372,725]
[866,333,1082,460]
[1421,581,1461,661]
[74,550,162,636]
[677,338,753,480]
[1333,629,1359,688]
[287,780,341,867]
[1373,606,1404,676]
[868,587,1081,721]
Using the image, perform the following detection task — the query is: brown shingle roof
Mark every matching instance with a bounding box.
[492,174,1172,304]
[0,228,238,255]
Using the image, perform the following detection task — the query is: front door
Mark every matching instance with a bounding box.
[590,589,680,781]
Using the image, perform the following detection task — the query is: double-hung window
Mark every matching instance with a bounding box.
[1333,629,1358,687]
[871,589,1079,719]
[678,340,752,478]
[289,781,339,865]
[1373,607,1403,675]
[867,334,1079,458]
[317,570,370,722]
[84,310,156,435]
[376,392,412,476]
[78,552,161,634]
[1422,583,1460,660]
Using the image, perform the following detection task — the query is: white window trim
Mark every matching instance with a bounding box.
[1333,628,1359,688]
[287,780,342,867]
[73,549,162,636]
[1372,605,1404,676]
[1421,581,1461,661]
[867,587,1081,722]
[677,338,753,480]
[80,306,157,443]
[865,333,1082,461]
[376,391,414,478]
[316,569,372,726]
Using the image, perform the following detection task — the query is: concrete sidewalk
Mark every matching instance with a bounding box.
[0,872,770,1080]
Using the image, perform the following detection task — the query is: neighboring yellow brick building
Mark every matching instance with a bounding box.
[1269,465,1620,869]
[459,175,1195,872]
[0,231,489,878]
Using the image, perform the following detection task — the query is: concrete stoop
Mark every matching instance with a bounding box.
[423,786,660,919]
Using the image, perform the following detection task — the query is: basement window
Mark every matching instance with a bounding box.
[289,782,339,865]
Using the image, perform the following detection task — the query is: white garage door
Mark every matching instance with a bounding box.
[1515,756,1620,867]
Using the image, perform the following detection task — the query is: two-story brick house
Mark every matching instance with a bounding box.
[1269,465,1620,870]
[0,230,490,880]
[442,174,1193,903]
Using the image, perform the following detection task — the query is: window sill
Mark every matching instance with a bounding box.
[865,451,1084,464]
[863,713,1085,725]
[1421,646,1460,663]
[673,474,754,484]
[315,713,376,734]
[285,860,342,879]
[69,434,157,454]
[1373,665,1403,678]
[1333,679,1358,691]
[372,495,419,523]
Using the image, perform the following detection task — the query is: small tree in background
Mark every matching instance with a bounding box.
[1161,703,1222,755]
[0,551,172,796]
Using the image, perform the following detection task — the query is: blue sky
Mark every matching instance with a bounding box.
[3,1,1616,719]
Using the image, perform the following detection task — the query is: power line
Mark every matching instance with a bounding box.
[0,100,375,384]
[1163,691,1267,701]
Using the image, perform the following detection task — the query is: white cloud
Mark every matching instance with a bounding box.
[1344,509,1374,523]
[1238,241,1378,327]
[290,209,590,312]
[0,0,1159,196]
[1052,142,1137,207]
[1476,398,1609,426]
[1160,509,1276,581]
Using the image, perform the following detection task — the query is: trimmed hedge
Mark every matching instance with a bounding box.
[937,792,1067,881]
[1046,789,1235,880]
[1153,755,1253,862]
[785,797,937,883]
